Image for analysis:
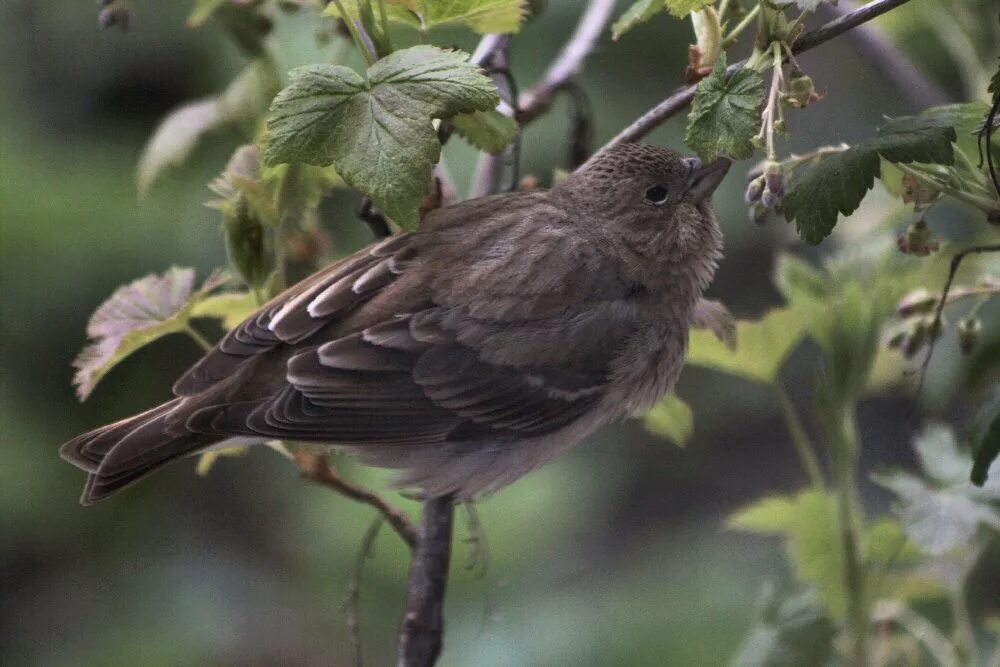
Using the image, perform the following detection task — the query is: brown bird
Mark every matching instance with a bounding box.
[61,143,731,505]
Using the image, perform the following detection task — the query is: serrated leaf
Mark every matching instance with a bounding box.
[687,308,808,385]
[139,59,279,197]
[326,0,527,34]
[265,46,499,228]
[73,269,224,400]
[729,491,847,617]
[685,55,765,162]
[452,110,518,153]
[642,394,694,446]
[781,148,880,245]
[874,113,957,165]
[190,291,258,330]
[665,0,713,17]
[611,0,666,40]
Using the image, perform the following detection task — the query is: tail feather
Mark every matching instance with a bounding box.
[61,399,217,505]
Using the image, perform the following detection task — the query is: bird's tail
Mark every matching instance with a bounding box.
[60,399,216,505]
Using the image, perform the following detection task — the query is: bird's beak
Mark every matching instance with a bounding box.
[685,157,732,204]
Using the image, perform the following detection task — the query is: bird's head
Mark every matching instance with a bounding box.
[553,143,729,295]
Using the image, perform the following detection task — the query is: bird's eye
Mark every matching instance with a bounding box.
[645,185,669,205]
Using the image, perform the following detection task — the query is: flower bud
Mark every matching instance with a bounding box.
[897,219,939,256]
[761,189,779,209]
[749,202,769,226]
[744,176,765,203]
[784,72,823,108]
[751,134,765,149]
[763,162,787,198]
[224,195,275,290]
[902,322,928,359]
[958,317,981,356]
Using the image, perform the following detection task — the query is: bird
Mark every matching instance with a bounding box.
[60,143,731,506]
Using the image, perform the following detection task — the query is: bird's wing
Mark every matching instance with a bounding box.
[181,193,640,447]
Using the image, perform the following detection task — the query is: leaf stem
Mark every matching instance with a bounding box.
[184,324,213,352]
[375,0,392,53]
[772,384,826,489]
[331,0,377,66]
[896,163,1000,214]
[721,4,759,48]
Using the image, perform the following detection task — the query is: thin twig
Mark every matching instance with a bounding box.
[772,384,826,489]
[916,244,1000,398]
[295,451,419,549]
[516,0,617,124]
[596,0,917,154]
[397,494,456,667]
[343,516,383,667]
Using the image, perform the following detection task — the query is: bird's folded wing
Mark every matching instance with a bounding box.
[177,195,638,447]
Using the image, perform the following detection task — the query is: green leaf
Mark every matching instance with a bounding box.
[781,148,880,245]
[772,253,831,309]
[642,394,694,446]
[687,308,809,385]
[73,269,224,400]
[326,0,527,34]
[685,55,765,162]
[876,424,1000,555]
[783,106,963,245]
[665,0,714,17]
[452,110,518,153]
[730,588,837,667]
[138,58,279,197]
[265,46,499,228]
[729,491,847,617]
[611,0,666,40]
[191,292,259,330]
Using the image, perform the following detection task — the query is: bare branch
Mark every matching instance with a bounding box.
[598,0,917,153]
[517,0,617,124]
[397,494,456,667]
[295,451,419,549]
[344,517,383,667]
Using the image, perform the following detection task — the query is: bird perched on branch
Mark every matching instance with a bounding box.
[61,143,731,505]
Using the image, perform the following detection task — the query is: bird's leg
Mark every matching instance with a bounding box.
[692,297,737,350]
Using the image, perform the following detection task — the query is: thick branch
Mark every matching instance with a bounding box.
[397,494,456,667]
[295,451,419,549]
[599,0,916,151]
[517,0,617,124]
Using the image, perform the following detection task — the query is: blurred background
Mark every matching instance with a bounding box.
[2,1,999,665]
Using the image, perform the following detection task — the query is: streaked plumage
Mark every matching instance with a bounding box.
[61,144,729,504]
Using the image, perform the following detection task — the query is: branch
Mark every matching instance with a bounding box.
[295,451,419,549]
[397,494,456,667]
[598,0,917,152]
[517,0,617,124]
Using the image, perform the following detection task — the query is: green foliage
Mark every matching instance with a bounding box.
[265,46,499,228]
[729,490,848,617]
[643,394,694,446]
[325,0,528,34]
[72,269,225,400]
[783,107,962,244]
[686,55,766,163]
[190,292,258,330]
[875,424,1000,556]
[611,0,713,40]
[187,0,228,28]
[729,588,837,667]
[451,110,519,154]
[687,308,808,386]
[138,58,280,197]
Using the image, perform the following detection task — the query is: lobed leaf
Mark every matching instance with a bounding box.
[729,491,847,617]
[326,0,527,34]
[191,292,259,330]
[730,589,836,667]
[665,0,714,17]
[73,269,224,400]
[611,0,666,40]
[642,394,694,446]
[265,46,499,228]
[685,55,766,162]
[451,110,518,154]
[687,307,809,385]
